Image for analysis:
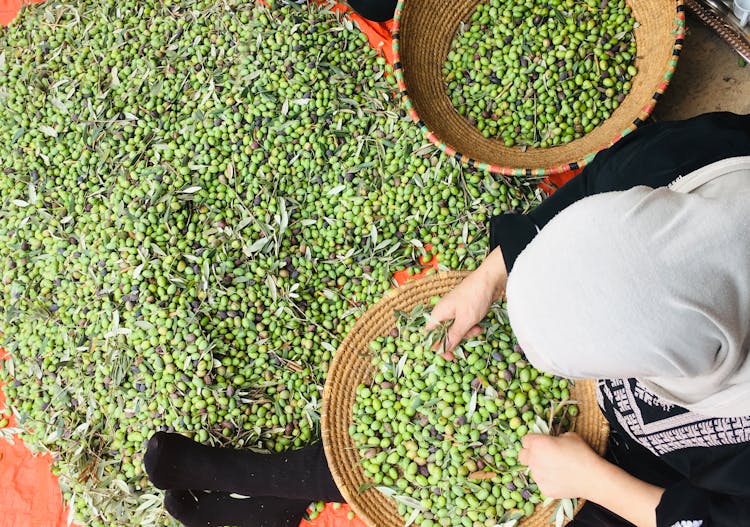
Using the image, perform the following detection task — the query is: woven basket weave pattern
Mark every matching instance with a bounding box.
[391,0,686,176]
[322,272,610,527]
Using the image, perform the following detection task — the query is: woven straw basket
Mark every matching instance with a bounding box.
[322,271,610,527]
[390,0,686,176]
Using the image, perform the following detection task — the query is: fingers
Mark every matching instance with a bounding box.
[425,279,487,353]
[519,433,546,465]
[425,299,454,331]
[426,298,463,353]
[424,317,441,331]
[518,447,529,465]
[444,320,476,353]
[521,433,544,449]
[431,321,482,356]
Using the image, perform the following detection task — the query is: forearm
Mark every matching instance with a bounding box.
[476,246,507,302]
[583,458,665,527]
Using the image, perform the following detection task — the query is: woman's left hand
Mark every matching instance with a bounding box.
[518,432,603,499]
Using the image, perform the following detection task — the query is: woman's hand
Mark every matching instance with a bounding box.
[426,247,508,356]
[518,432,603,499]
[519,432,664,527]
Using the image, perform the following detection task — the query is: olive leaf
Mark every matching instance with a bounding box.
[396,353,408,379]
[39,125,58,137]
[467,389,479,419]
[554,502,566,527]
[562,498,576,519]
[404,507,420,527]
[0,426,23,443]
[532,415,551,435]
[327,184,346,196]
[485,385,499,398]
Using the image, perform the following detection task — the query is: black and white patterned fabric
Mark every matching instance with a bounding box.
[597,379,750,456]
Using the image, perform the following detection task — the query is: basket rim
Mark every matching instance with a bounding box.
[390,0,687,177]
[321,272,610,527]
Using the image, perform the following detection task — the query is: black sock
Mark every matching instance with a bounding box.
[164,490,310,527]
[144,432,344,502]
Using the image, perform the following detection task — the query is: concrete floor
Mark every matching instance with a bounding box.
[653,14,750,120]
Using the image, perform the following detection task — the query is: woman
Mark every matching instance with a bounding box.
[144,112,750,527]
[429,111,750,527]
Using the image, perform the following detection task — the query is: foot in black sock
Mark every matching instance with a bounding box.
[144,431,209,490]
[164,490,310,527]
[144,431,343,502]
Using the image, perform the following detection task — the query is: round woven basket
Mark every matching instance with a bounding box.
[322,271,610,527]
[390,0,686,176]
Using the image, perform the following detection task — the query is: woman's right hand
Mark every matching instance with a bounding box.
[426,247,508,357]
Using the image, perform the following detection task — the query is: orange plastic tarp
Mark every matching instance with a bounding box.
[300,502,368,527]
[0,347,73,527]
[0,0,42,26]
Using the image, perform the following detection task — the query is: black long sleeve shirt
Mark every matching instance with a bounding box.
[488,112,750,527]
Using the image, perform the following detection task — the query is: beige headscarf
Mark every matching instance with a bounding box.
[506,156,750,418]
